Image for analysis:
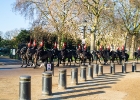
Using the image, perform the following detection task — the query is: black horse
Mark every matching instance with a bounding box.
[133,51,140,62]
[51,48,62,67]
[61,49,73,66]
[76,48,93,65]
[92,50,102,64]
[34,47,54,68]
[109,50,119,64]
[116,50,129,64]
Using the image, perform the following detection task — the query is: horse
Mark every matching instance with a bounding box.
[16,46,28,67]
[109,50,119,64]
[76,49,94,65]
[51,48,62,67]
[61,49,73,66]
[34,47,54,68]
[92,50,102,64]
[25,46,38,68]
[101,49,110,65]
[70,49,79,64]
[133,51,140,62]
[116,50,129,64]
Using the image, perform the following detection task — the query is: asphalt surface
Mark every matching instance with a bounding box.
[0,56,22,65]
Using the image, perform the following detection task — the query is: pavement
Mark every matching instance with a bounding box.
[0,56,22,65]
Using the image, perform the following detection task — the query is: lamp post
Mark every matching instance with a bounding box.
[82,19,87,50]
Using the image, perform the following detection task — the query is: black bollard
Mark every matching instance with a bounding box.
[42,71,52,96]
[110,63,115,74]
[87,65,93,79]
[80,66,86,81]
[122,63,126,73]
[98,65,103,75]
[132,62,136,72]
[71,68,78,85]
[58,69,67,89]
[19,75,31,100]
[93,64,98,76]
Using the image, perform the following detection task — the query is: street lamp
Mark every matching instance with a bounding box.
[82,19,87,50]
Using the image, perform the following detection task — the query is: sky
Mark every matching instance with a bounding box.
[0,1,31,34]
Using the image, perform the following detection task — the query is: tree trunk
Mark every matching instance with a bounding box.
[129,35,136,59]
[90,16,98,52]
[90,33,95,52]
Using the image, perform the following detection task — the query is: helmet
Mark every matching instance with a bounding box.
[62,42,66,48]
[84,44,87,50]
[28,42,31,48]
[107,46,110,50]
[33,40,37,47]
[100,45,102,50]
[117,47,120,50]
[122,46,124,50]
[54,42,57,48]
[40,41,44,47]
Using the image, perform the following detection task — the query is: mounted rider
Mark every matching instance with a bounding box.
[121,45,125,57]
[78,44,82,52]
[137,47,140,56]
[99,45,104,51]
[116,47,120,52]
[38,40,44,51]
[62,42,67,51]
[27,42,32,49]
[107,46,110,52]
[53,42,58,49]
[32,40,37,49]
[83,44,87,52]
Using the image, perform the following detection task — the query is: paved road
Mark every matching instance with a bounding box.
[0,56,22,65]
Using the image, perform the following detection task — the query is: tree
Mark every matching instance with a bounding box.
[15,30,30,44]
[82,0,109,51]
[115,0,140,58]
[13,0,80,49]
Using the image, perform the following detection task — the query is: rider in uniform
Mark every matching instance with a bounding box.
[137,47,140,56]
[83,44,87,52]
[121,45,125,58]
[99,46,103,51]
[116,47,120,52]
[32,40,37,49]
[107,46,110,52]
[27,42,32,49]
[78,44,82,52]
[53,42,58,49]
[62,42,67,50]
[38,41,44,51]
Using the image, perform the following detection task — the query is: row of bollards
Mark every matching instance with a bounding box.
[19,62,137,100]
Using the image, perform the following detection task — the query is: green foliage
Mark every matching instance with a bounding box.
[15,30,30,44]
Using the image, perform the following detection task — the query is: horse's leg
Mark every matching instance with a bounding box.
[56,58,59,67]
[21,59,24,67]
[33,56,38,69]
[24,58,28,68]
[63,59,65,66]
[99,58,101,64]
[89,58,91,65]
[68,58,71,66]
